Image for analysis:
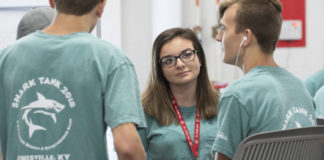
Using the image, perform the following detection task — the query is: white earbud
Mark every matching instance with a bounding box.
[235,36,248,67]
[240,36,247,47]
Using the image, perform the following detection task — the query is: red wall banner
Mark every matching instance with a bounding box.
[277,0,306,47]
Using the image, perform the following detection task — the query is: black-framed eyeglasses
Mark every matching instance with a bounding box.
[159,49,197,67]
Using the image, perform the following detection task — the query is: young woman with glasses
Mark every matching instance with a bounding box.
[138,28,219,160]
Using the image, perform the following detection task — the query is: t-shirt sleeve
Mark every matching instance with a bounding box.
[211,95,250,159]
[104,61,146,130]
[314,86,324,119]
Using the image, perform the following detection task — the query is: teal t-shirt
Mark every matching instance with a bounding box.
[304,69,324,97]
[212,66,316,159]
[139,106,217,160]
[314,86,324,119]
[0,31,146,160]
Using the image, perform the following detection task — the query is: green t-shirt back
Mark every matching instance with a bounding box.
[212,66,316,159]
[0,31,146,160]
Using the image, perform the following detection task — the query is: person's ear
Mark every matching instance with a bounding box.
[242,29,253,47]
[97,0,107,17]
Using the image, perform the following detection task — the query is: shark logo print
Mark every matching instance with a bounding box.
[282,106,315,130]
[21,92,65,138]
[13,77,75,152]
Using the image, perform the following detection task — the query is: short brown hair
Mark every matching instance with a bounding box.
[142,28,219,126]
[54,0,103,16]
[219,0,282,53]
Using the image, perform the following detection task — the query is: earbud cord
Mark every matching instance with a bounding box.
[234,38,245,67]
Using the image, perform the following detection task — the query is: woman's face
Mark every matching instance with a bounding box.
[159,37,201,87]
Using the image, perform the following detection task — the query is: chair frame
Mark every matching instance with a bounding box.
[317,118,324,125]
[233,126,324,160]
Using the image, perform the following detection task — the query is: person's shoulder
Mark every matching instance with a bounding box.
[222,74,258,97]
[91,37,126,56]
[0,38,22,59]
[77,34,114,48]
[312,69,324,81]
[80,35,131,63]
[222,67,282,97]
[0,47,6,60]
[315,85,324,98]
[0,45,14,72]
[312,69,324,78]
[220,83,251,109]
[317,69,324,76]
[305,69,324,82]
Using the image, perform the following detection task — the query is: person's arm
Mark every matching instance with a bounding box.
[211,95,250,159]
[216,152,231,160]
[112,123,145,160]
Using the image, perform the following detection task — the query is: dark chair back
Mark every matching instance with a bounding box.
[233,126,324,160]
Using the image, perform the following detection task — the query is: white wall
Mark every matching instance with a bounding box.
[274,0,324,80]
[152,0,182,41]
[120,0,152,91]
[101,0,122,48]
[0,8,33,50]
[199,0,219,81]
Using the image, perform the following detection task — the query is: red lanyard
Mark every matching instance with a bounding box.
[172,96,200,159]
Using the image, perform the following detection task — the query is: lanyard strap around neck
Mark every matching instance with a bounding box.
[172,96,200,158]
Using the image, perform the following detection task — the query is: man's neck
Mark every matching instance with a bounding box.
[43,12,97,35]
[170,80,197,107]
[241,45,279,74]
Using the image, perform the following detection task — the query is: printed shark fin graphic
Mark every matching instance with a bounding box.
[22,109,31,121]
[51,114,57,123]
[36,92,46,101]
[28,118,46,138]
[295,121,302,128]
[33,110,57,123]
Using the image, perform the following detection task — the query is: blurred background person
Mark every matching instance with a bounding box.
[304,69,324,121]
[304,69,324,97]
[16,7,55,40]
[314,86,324,119]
